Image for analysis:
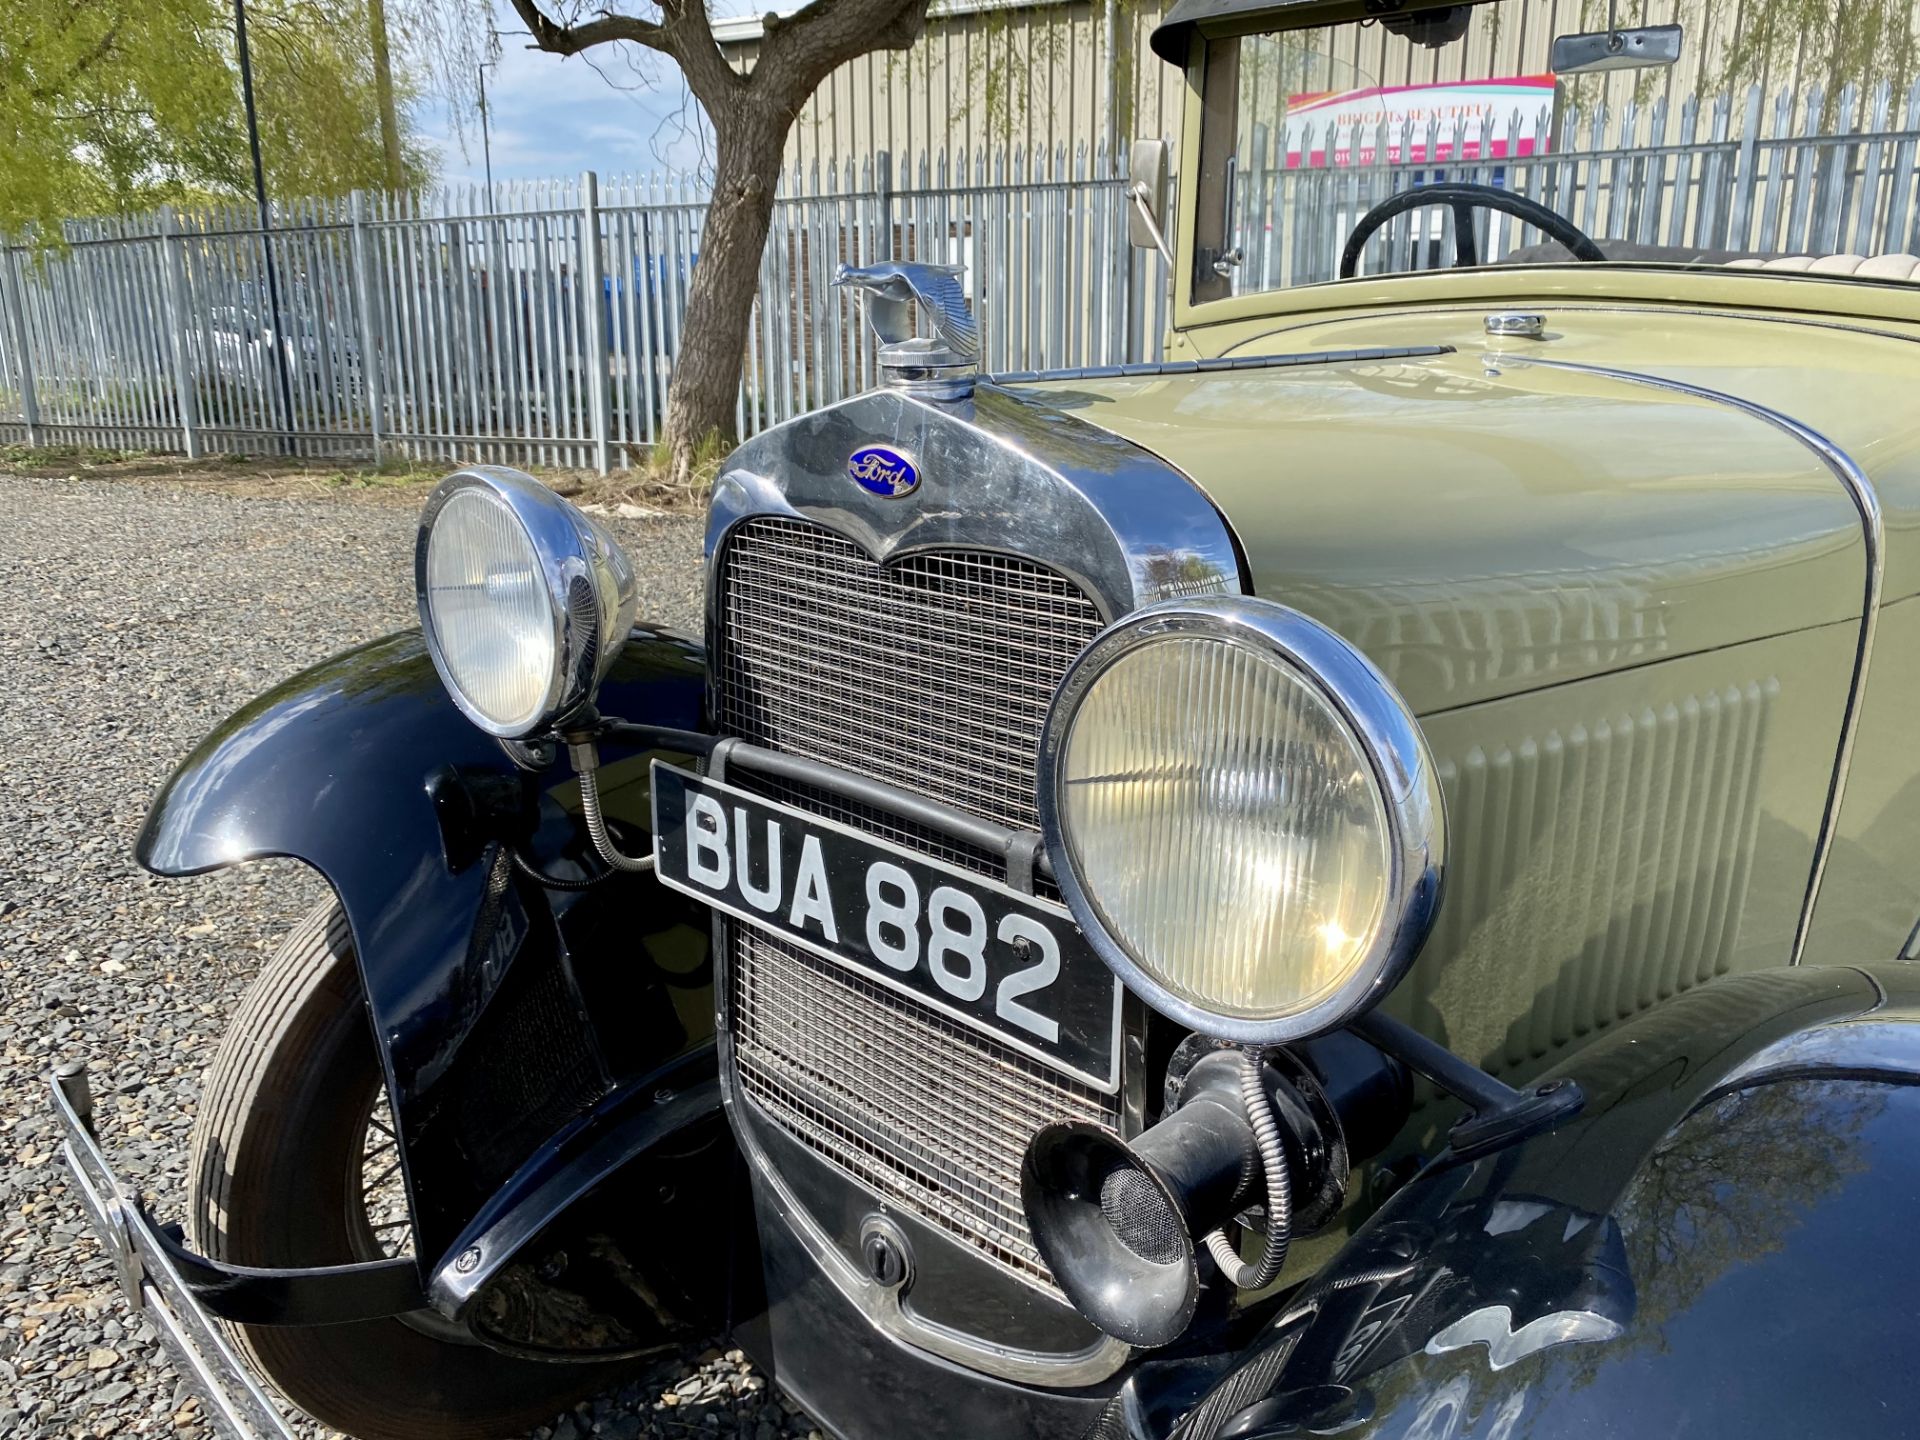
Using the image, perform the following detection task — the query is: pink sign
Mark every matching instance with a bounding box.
[1284,76,1557,168]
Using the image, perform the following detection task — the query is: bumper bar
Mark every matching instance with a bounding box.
[53,1060,428,1440]
[54,1061,299,1439]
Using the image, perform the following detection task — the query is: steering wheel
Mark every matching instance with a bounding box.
[1338,182,1607,279]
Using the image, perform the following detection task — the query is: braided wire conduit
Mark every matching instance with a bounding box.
[1203,1050,1293,1292]
[568,742,657,873]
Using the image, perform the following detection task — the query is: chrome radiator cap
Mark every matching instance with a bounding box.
[834,261,978,400]
[876,336,976,400]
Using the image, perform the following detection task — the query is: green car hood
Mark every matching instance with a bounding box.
[1009,320,1900,716]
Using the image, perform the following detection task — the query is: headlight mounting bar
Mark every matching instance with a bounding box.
[656,726,1577,1156]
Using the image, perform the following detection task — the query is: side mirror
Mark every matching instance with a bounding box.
[1551,22,1682,74]
[1126,139,1171,260]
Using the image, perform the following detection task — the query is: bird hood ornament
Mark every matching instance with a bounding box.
[833,262,978,400]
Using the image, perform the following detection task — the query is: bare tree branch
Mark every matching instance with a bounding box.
[655,0,745,111]
[758,0,926,102]
[504,0,669,59]
[502,0,932,485]
[505,0,742,109]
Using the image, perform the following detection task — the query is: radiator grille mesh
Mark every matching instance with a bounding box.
[715,516,1102,832]
[733,928,1116,1287]
[715,515,1118,1291]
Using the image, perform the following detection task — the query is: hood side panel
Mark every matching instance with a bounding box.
[1157,301,1920,969]
[1026,349,1867,716]
[1800,592,1920,966]
[1004,335,1880,1074]
[1382,621,1849,1099]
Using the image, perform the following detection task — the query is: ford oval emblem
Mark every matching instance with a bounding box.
[847,446,919,498]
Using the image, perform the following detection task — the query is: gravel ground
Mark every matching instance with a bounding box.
[0,475,820,1439]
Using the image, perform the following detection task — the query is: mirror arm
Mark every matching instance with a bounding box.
[1126,183,1175,265]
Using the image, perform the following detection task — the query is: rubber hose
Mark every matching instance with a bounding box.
[568,742,657,874]
[509,846,615,891]
[1202,1050,1293,1291]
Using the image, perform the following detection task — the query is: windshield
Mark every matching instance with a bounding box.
[1189,11,1918,303]
[1196,23,1569,300]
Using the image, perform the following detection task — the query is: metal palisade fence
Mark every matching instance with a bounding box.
[0,147,1163,471]
[3,77,1920,471]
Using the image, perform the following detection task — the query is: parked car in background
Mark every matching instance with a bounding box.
[54,1,1920,1437]
[202,301,361,404]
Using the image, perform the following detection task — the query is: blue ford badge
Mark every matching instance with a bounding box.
[847,446,919,497]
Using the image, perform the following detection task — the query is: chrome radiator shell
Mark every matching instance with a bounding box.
[700,384,1242,1377]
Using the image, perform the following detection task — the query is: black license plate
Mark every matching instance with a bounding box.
[650,762,1120,1091]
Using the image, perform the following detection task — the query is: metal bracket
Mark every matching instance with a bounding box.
[599,719,722,757]
[1348,1012,1584,1159]
[56,1061,427,1325]
[1126,183,1175,265]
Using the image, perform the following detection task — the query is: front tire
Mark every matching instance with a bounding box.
[188,899,634,1440]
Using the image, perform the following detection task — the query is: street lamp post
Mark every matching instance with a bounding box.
[479,61,498,212]
[232,0,297,454]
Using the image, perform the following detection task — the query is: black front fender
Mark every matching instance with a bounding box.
[139,626,718,1270]
[1116,961,1920,1440]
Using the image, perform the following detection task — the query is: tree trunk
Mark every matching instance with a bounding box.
[367,0,405,192]
[661,110,789,488]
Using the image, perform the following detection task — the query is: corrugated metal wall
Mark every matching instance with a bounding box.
[728,0,1910,173]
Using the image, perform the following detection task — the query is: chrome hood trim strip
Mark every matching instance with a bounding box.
[986,343,1454,387]
[1520,357,1884,968]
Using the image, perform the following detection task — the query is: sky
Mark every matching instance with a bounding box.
[414,1,773,189]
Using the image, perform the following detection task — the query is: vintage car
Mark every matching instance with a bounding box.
[51,1,1920,1437]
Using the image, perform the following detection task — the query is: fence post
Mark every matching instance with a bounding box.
[157,206,200,459]
[1102,0,1120,159]
[348,190,384,462]
[581,170,610,476]
[0,246,40,448]
[1727,85,1763,253]
[1898,78,1920,253]
[875,150,894,261]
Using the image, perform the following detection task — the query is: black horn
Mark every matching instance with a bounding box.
[1020,1051,1269,1347]
[1022,1041,1398,1348]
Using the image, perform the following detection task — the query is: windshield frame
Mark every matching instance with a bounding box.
[1168,24,1920,337]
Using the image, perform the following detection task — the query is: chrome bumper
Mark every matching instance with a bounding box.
[52,1062,299,1440]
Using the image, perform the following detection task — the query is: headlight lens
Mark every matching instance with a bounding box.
[415,467,639,739]
[1042,598,1442,1042]
[423,486,556,735]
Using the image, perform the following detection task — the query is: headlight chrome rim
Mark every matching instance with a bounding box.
[414,466,637,740]
[1038,596,1445,1044]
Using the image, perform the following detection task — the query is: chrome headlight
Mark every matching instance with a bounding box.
[1039,596,1444,1042]
[414,467,637,738]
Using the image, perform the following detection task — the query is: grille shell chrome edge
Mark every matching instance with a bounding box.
[703,385,1242,1383]
[705,385,1246,623]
